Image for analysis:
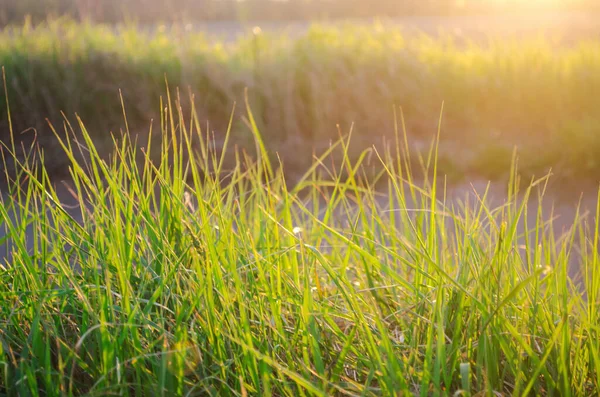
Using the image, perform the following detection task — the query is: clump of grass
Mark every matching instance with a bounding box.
[0,94,598,396]
[3,20,600,180]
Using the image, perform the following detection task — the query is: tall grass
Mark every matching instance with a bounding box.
[3,21,600,180]
[0,93,598,395]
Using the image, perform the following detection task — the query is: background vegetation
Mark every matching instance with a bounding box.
[2,21,600,181]
[1,0,598,25]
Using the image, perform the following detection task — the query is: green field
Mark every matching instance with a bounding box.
[1,19,600,396]
[1,97,599,395]
[2,21,600,181]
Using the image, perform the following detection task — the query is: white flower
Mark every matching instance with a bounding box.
[391,328,405,344]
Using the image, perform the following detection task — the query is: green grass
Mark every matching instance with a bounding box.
[0,93,599,395]
[3,20,600,180]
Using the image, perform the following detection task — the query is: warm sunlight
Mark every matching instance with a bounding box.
[2,1,600,396]
[454,0,588,10]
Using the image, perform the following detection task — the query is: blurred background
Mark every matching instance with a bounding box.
[1,0,600,187]
[1,0,598,24]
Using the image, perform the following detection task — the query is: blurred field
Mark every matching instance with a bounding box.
[2,18,600,183]
[2,12,600,396]
[183,11,600,43]
[2,0,598,25]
